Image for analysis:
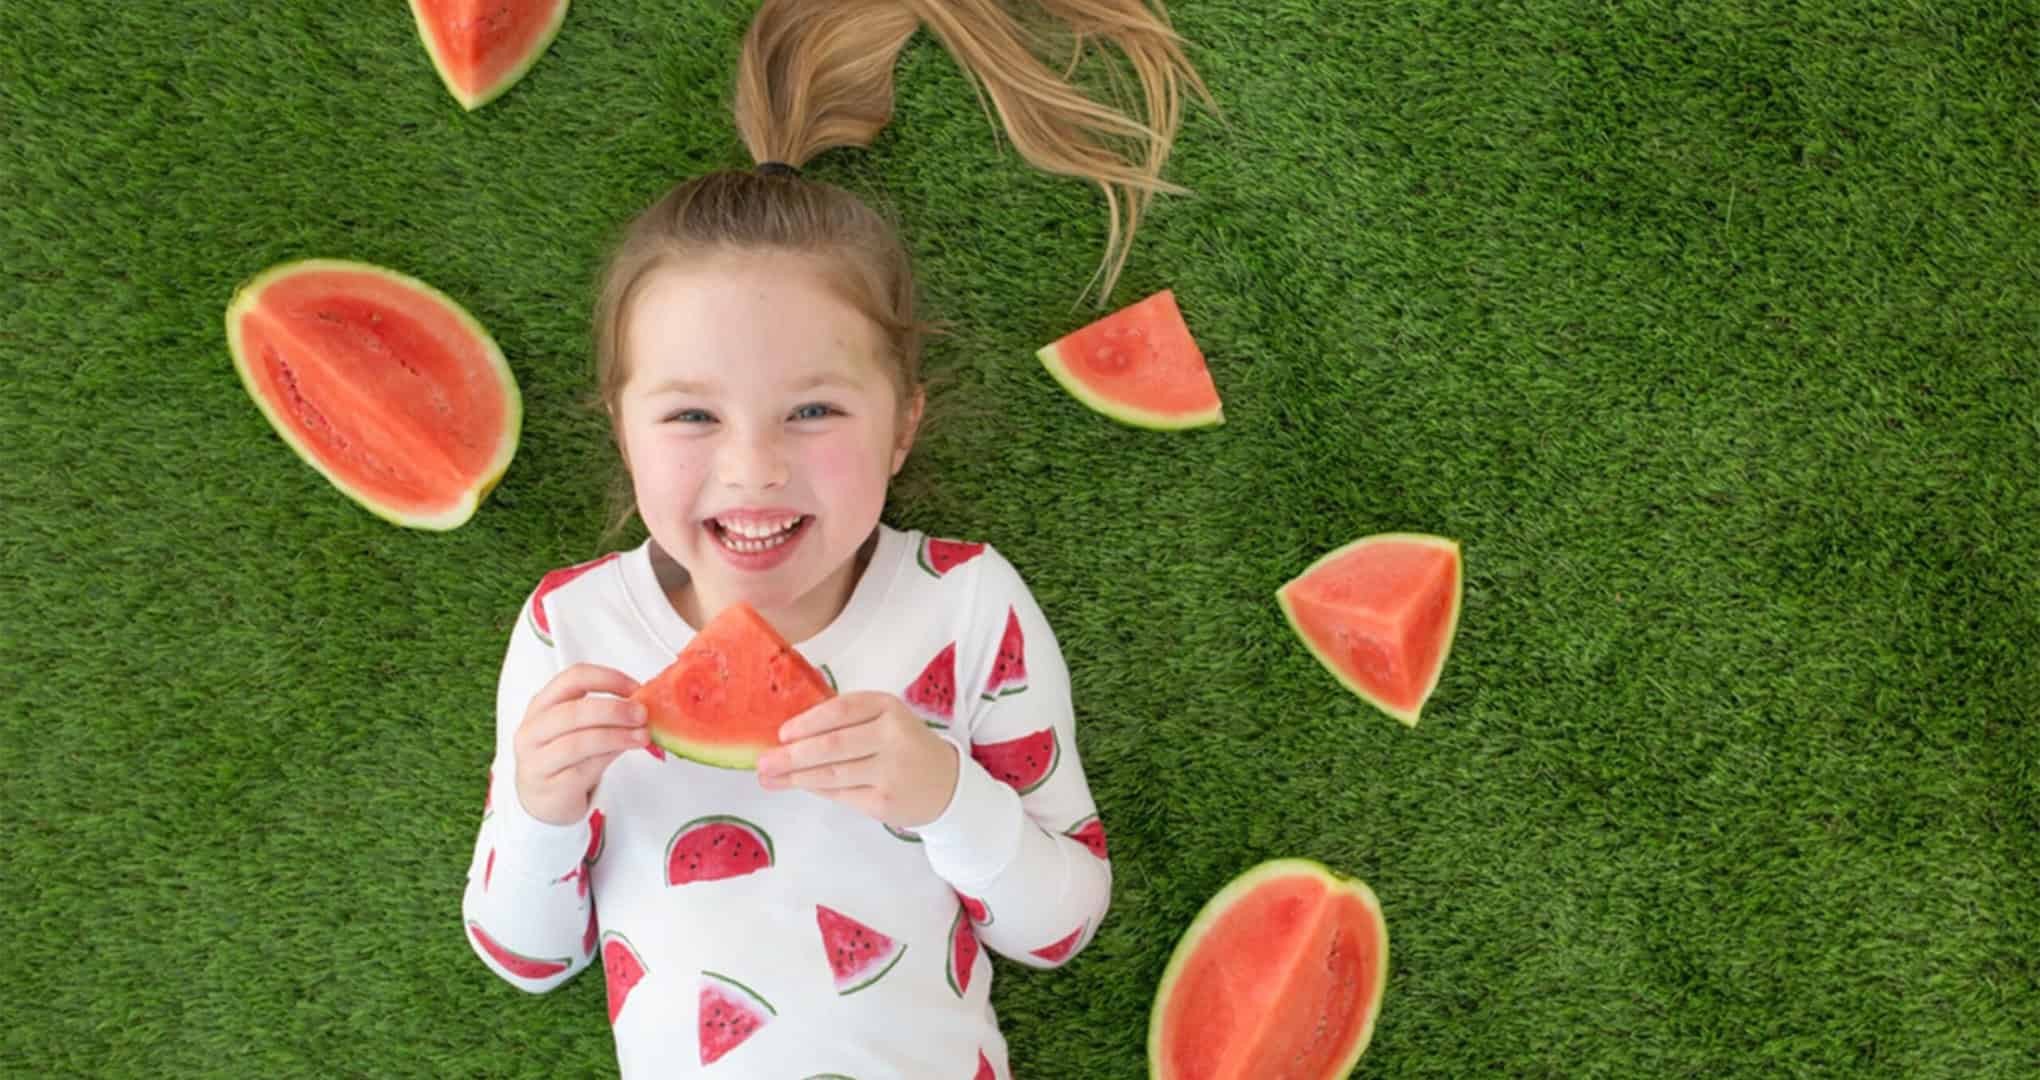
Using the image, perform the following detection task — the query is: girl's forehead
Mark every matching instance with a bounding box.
[622,255,891,393]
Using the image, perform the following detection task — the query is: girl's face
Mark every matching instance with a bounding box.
[614,252,921,640]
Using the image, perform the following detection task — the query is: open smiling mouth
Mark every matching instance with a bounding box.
[707,515,813,556]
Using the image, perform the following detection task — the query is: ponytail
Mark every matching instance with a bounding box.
[733,0,1210,301]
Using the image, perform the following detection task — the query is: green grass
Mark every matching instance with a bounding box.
[4,1,2037,1076]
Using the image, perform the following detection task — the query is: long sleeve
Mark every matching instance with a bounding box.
[460,586,602,993]
[914,551,1112,969]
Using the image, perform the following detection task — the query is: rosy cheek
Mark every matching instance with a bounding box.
[803,438,887,504]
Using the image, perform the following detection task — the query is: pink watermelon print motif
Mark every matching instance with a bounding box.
[918,536,985,578]
[975,1050,996,1080]
[699,970,775,1065]
[483,848,496,890]
[1031,923,1086,967]
[971,728,1060,794]
[667,815,775,886]
[526,553,620,646]
[560,808,609,897]
[1064,814,1108,860]
[583,900,599,956]
[982,606,1028,699]
[904,642,958,727]
[601,930,647,1025]
[957,892,993,927]
[467,920,569,980]
[946,907,981,997]
[816,904,907,995]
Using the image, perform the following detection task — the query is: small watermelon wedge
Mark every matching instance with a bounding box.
[601,931,647,1025]
[409,0,570,110]
[1036,289,1222,430]
[633,602,834,769]
[816,905,907,995]
[699,970,775,1065]
[1277,533,1462,727]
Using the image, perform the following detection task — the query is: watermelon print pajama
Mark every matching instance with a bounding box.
[462,526,1111,1078]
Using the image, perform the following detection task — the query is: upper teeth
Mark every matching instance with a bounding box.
[721,517,800,539]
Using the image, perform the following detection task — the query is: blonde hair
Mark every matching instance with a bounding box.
[590,0,1211,545]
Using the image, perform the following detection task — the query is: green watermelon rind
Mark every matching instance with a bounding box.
[1275,532,1463,728]
[225,258,521,532]
[1146,858,1389,1080]
[407,0,571,111]
[837,942,906,996]
[665,814,776,883]
[466,919,571,980]
[701,968,778,1016]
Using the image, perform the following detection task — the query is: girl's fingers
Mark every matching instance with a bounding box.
[542,725,648,779]
[556,748,630,792]
[533,663,642,715]
[777,692,885,743]
[766,753,877,792]
[760,721,873,775]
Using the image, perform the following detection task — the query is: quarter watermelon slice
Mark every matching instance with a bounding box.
[225,259,520,531]
[918,536,985,578]
[971,728,1059,794]
[408,0,570,110]
[699,970,775,1065]
[633,602,834,769]
[601,931,647,1025]
[1148,859,1387,1080]
[816,905,907,995]
[1277,532,1462,727]
[1036,289,1223,430]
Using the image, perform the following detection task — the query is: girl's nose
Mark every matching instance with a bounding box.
[717,430,789,491]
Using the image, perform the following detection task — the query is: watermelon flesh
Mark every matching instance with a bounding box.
[971,728,1059,794]
[699,970,775,1065]
[1036,289,1223,430]
[919,536,985,578]
[634,602,834,769]
[666,814,775,885]
[408,0,570,110]
[816,905,907,995]
[905,643,958,727]
[601,931,646,1025]
[1148,859,1388,1080]
[467,920,568,980]
[946,907,980,997]
[226,259,520,531]
[982,607,1029,699]
[1277,533,1462,726]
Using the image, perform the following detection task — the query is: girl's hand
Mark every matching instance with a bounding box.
[512,664,648,826]
[756,691,960,829]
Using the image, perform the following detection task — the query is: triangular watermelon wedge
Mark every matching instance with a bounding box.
[1036,289,1223,430]
[1276,533,1462,726]
[633,602,834,769]
[409,0,570,111]
[816,904,907,995]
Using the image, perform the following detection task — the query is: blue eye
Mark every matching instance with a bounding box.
[791,403,840,421]
[665,409,715,424]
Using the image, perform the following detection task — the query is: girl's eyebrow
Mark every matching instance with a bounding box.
[639,371,862,397]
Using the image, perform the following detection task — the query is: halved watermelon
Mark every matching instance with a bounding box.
[225,259,520,531]
[409,0,570,110]
[1036,289,1223,430]
[633,602,834,769]
[1277,533,1462,726]
[1148,859,1388,1080]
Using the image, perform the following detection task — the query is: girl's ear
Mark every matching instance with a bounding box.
[891,386,926,476]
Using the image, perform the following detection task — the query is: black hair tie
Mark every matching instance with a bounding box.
[756,161,799,178]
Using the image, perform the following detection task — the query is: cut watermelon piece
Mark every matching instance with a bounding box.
[971,728,1059,794]
[666,814,775,885]
[408,0,570,110]
[1030,923,1085,966]
[601,931,647,1025]
[467,920,569,980]
[905,643,958,727]
[982,607,1028,700]
[946,907,980,997]
[1064,814,1108,860]
[1036,289,1222,429]
[957,893,992,927]
[699,970,775,1065]
[527,553,619,645]
[816,905,906,995]
[634,602,834,769]
[919,536,986,578]
[1148,858,1388,1080]
[226,259,520,531]
[1277,532,1462,726]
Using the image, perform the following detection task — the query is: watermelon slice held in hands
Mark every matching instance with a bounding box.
[1277,533,1463,726]
[409,0,570,110]
[1036,289,1223,430]
[225,259,520,531]
[633,602,833,769]
[1148,858,1388,1080]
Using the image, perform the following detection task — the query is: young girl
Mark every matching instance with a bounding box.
[462,2,1207,1075]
